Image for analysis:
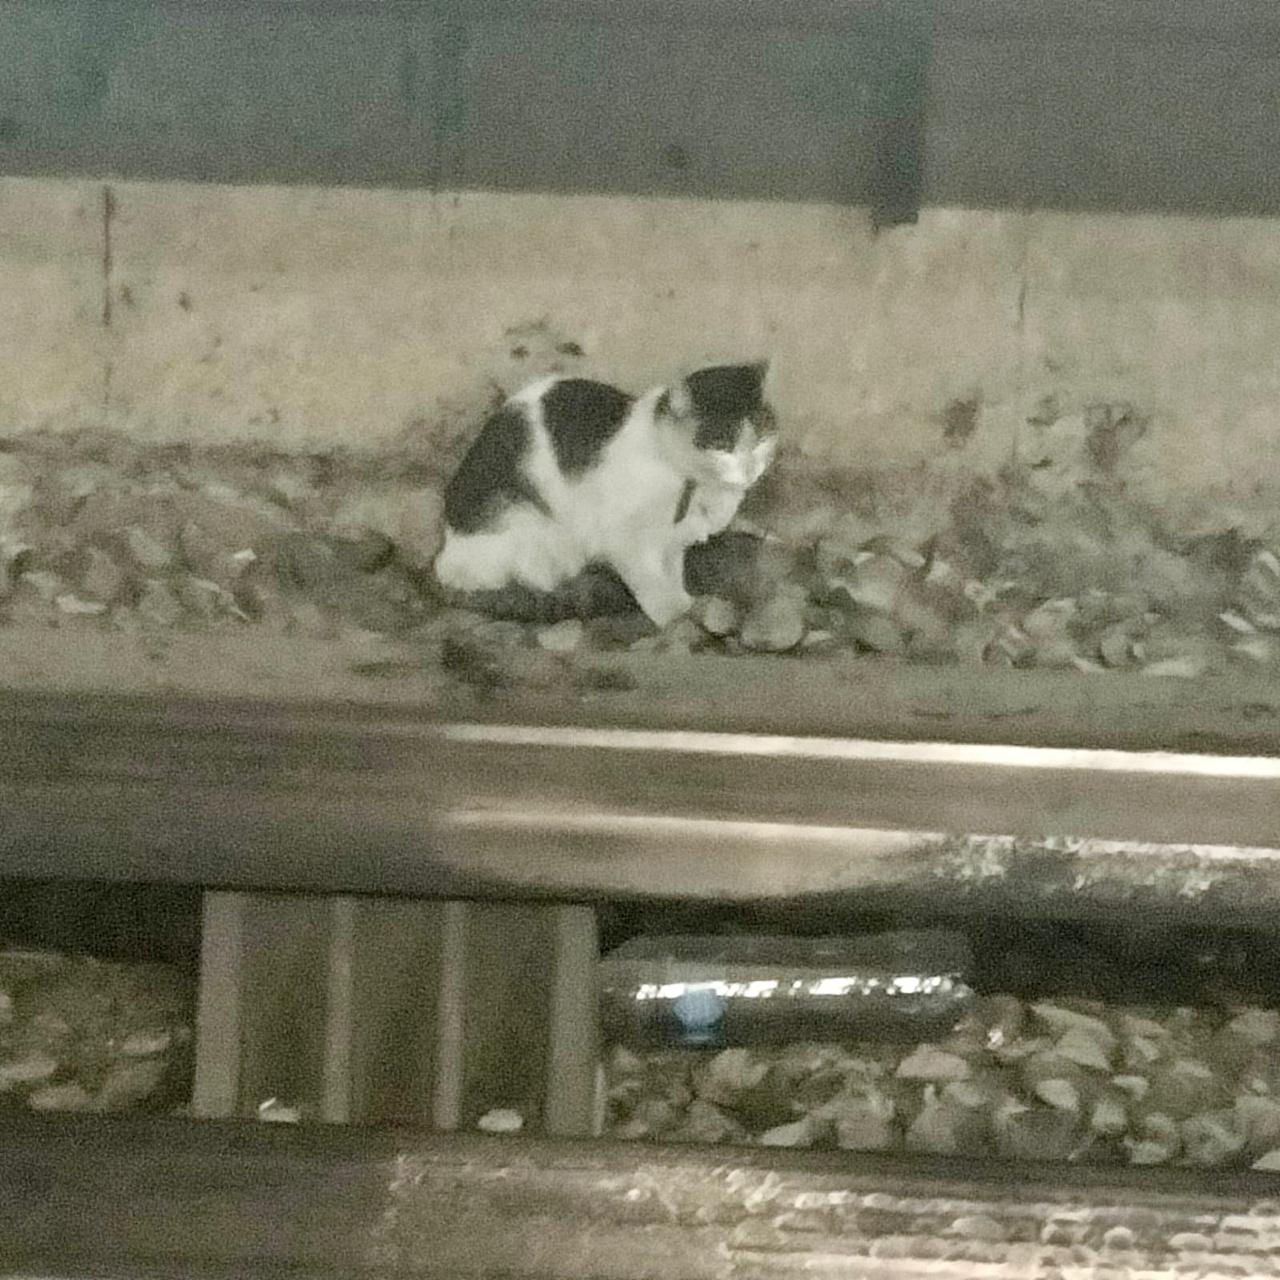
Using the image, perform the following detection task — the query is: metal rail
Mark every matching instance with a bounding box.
[2,659,1278,917]
[5,1114,1280,1279]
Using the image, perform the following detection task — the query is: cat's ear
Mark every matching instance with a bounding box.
[750,359,772,392]
[658,380,694,420]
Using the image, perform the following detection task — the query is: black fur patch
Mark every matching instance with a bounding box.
[673,478,695,524]
[443,405,550,534]
[541,379,634,475]
[686,363,768,451]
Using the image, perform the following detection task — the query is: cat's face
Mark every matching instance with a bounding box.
[660,361,778,488]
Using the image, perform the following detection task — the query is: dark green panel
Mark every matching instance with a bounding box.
[0,1,438,186]
[4,0,1278,215]
[453,21,881,201]
[925,33,1280,216]
[0,0,886,201]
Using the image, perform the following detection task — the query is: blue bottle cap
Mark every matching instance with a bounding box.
[672,987,727,1045]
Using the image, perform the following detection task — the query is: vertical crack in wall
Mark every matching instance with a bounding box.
[101,184,115,416]
[101,185,115,328]
[1014,215,1032,409]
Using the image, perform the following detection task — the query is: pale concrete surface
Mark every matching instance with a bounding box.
[1,174,1278,513]
[0,178,106,432]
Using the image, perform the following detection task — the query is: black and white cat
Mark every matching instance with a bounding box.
[433,362,777,627]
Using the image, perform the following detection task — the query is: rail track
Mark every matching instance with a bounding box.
[2,655,1279,1276]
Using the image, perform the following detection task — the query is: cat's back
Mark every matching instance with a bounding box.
[442,374,636,534]
[532,377,635,477]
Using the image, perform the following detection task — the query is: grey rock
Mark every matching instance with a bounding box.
[1181,1111,1245,1166]
[896,1046,970,1082]
[178,521,253,585]
[536,619,585,653]
[674,1099,747,1145]
[846,610,906,654]
[698,1049,768,1105]
[1035,1078,1080,1112]
[0,1051,58,1087]
[823,1092,897,1152]
[174,575,240,619]
[125,526,175,572]
[136,580,183,627]
[757,1117,814,1148]
[18,570,66,602]
[1055,1026,1114,1072]
[55,593,108,616]
[329,531,396,575]
[119,1030,174,1058]
[693,595,739,637]
[94,1058,167,1111]
[1090,1093,1128,1136]
[28,1082,94,1112]
[1030,1003,1117,1051]
[740,585,807,653]
[995,1105,1080,1163]
[272,533,345,592]
[1144,1059,1222,1120]
[1236,1095,1280,1153]
[77,545,126,603]
[1225,1009,1280,1048]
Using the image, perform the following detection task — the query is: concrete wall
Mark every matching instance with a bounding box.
[4,173,1280,516]
[2,0,1280,512]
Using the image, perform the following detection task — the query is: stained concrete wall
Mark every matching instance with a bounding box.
[3,173,1280,519]
[2,0,1280,514]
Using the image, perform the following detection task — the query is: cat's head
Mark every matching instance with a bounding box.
[658,360,777,487]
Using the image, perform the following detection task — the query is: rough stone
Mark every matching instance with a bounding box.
[675,1099,746,1145]
[698,1049,768,1105]
[1035,1078,1081,1112]
[1090,1093,1128,1136]
[174,575,240,619]
[120,1030,174,1058]
[1236,1095,1280,1154]
[94,1058,167,1110]
[1181,1111,1246,1166]
[18,570,66,602]
[0,1052,59,1087]
[125,526,175,572]
[178,520,254,585]
[846,610,906,654]
[758,1117,814,1148]
[905,1094,979,1155]
[477,1107,524,1134]
[896,1046,970,1082]
[1143,1059,1222,1120]
[76,546,126,603]
[692,594,740,637]
[1225,1009,1280,1048]
[55,593,107,616]
[329,530,397,575]
[1030,1004,1117,1051]
[740,585,807,653]
[536,619,585,654]
[827,1094,897,1152]
[994,1105,1080,1163]
[135,580,184,628]
[28,1082,94,1111]
[1055,1026,1114,1072]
